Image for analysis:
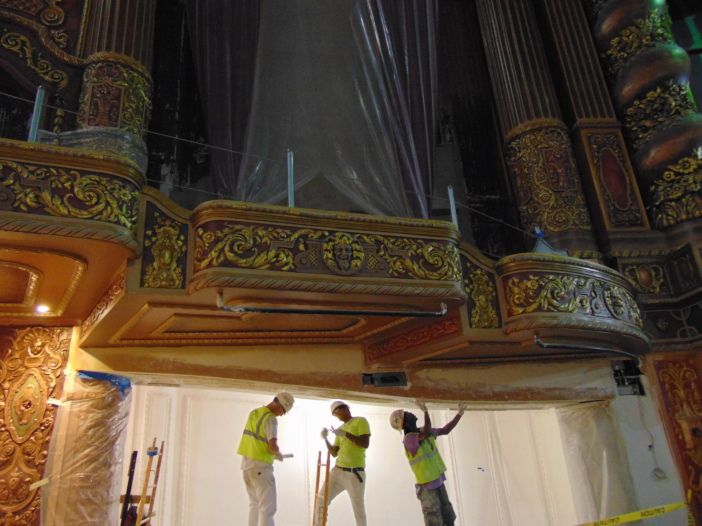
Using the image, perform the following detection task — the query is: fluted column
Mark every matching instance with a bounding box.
[76,0,156,139]
[41,1,157,171]
[586,0,702,230]
[475,0,598,257]
[536,0,650,256]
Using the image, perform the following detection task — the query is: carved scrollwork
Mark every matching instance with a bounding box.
[0,158,140,233]
[604,11,673,78]
[623,80,696,150]
[650,155,702,228]
[0,327,70,522]
[143,212,187,289]
[505,126,592,233]
[0,30,68,87]
[505,273,642,328]
[194,223,462,282]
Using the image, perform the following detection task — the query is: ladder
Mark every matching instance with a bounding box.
[119,438,165,526]
[312,450,332,526]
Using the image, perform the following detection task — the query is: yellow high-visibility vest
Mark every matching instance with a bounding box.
[237,407,275,464]
[405,434,446,485]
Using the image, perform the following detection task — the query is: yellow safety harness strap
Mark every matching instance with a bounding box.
[576,502,686,526]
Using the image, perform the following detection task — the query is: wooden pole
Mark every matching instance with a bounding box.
[136,439,158,526]
[312,450,322,526]
[145,440,164,526]
[321,450,331,526]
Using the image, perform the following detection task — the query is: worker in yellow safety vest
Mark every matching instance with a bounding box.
[316,400,371,525]
[237,392,295,526]
[390,400,466,526]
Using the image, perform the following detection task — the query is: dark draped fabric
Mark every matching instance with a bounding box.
[187,1,436,217]
[187,1,260,198]
[357,0,437,218]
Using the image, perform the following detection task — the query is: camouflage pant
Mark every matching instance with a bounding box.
[416,484,456,526]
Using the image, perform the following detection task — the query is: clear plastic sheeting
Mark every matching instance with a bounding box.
[41,372,131,526]
[557,401,639,524]
[228,0,437,217]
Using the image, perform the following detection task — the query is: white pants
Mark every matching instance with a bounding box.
[243,466,277,526]
[315,466,367,526]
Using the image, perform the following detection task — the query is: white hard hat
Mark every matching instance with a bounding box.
[389,409,404,431]
[330,400,348,414]
[276,392,295,412]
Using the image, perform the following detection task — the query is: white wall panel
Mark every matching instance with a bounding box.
[123,387,592,526]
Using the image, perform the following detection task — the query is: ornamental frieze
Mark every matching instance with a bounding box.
[505,125,592,233]
[141,206,188,289]
[0,327,70,523]
[194,222,462,282]
[0,158,140,233]
[503,273,642,328]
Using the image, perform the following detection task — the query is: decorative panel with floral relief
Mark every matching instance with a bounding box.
[140,201,188,289]
[654,356,702,525]
[0,326,70,525]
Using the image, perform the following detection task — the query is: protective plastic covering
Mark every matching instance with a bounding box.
[41,372,131,526]
[557,401,639,523]
[189,0,437,217]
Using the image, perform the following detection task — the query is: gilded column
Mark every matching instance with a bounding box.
[41,372,131,526]
[586,0,702,230]
[475,0,598,257]
[45,0,157,172]
[0,327,71,525]
[536,0,650,256]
